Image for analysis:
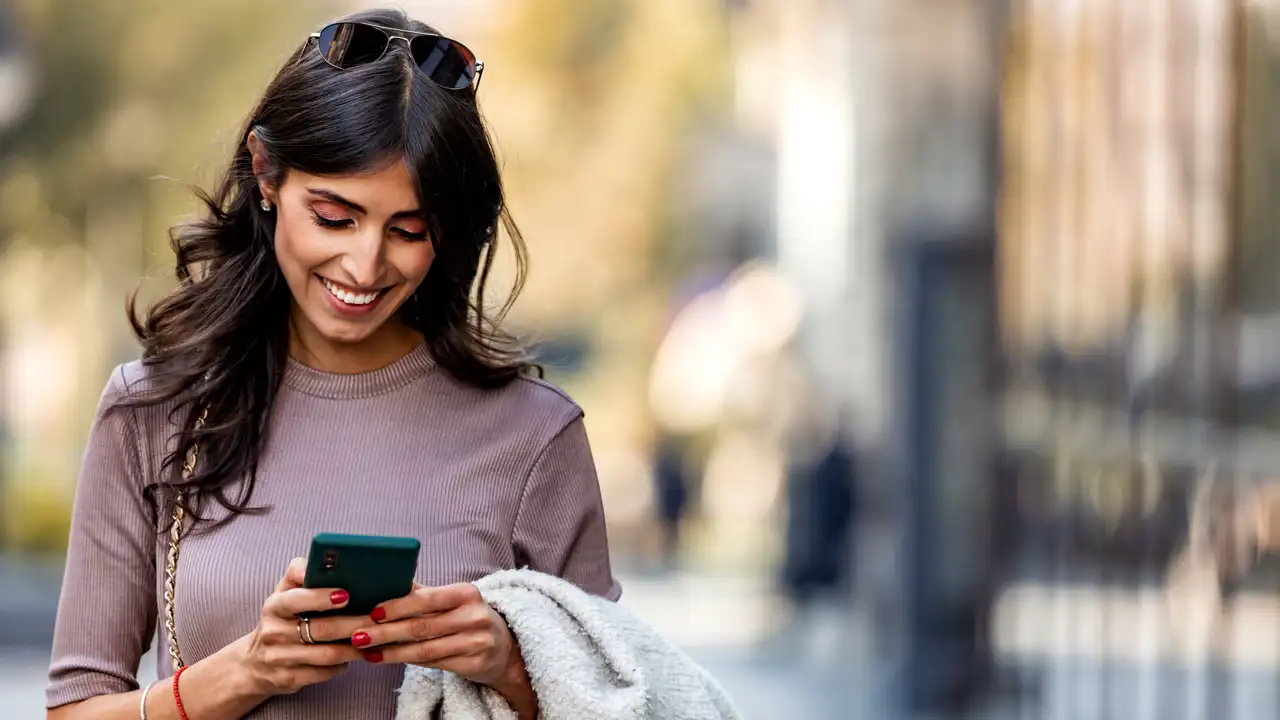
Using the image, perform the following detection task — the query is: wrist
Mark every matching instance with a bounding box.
[497,645,529,693]
[491,639,536,717]
[213,636,275,702]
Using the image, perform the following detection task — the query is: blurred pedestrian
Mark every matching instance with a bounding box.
[652,434,691,570]
[781,425,858,605]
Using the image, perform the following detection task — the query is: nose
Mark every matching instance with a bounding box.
[340,227,387,289]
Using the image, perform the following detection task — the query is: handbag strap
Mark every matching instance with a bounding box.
[163,407,207,672]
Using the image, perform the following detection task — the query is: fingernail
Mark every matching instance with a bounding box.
[352,632,372,647]
[363,650,383,663]
[370,607,386,622]
[331,590,349,605]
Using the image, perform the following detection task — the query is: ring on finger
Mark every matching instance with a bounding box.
[297,616,316,645]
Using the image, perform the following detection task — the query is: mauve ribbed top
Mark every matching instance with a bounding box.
[46,344,619,718]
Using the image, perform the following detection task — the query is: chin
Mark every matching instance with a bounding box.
[293,289,414,348]
[317,321,382,345]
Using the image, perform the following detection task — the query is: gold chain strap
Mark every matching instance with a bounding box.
[163,408,207,673]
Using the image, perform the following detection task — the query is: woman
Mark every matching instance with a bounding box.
[46,8,617,720]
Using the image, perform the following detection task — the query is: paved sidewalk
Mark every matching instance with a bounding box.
[0,556,60,648]
[0,648,54,718]
[617,572,861,719]
[2,571,861,718]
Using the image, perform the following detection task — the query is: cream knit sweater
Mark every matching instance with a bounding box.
[396,570,741,720]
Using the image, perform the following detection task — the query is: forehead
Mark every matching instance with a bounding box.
[285,160,419,211]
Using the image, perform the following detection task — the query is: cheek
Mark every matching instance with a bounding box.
[273,215,328,275]
[392,244,437,286]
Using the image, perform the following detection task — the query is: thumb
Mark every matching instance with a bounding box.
[276,556,308,592]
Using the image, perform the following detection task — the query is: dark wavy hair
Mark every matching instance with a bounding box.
[120,8,536,526]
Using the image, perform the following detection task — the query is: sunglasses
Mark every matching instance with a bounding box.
[308,22,483,91]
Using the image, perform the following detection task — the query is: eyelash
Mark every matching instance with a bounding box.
[309,209,429,242]
[310,210,351,229]
[395,228,430,243]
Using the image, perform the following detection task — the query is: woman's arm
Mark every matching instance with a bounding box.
[46,369,270,718]
[48,643,269,720]
[511,415,620,599]
[46,368,163,711]
[502,414,619,713]
[48,557,366,720]
[488,635,538,719]
[47,370,362,718]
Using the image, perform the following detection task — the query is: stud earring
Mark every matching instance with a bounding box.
[260,198,272,212]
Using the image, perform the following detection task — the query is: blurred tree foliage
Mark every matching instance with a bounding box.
[483,0,727,316]
[0,1,333,552]
[479,0,730,461]
[1,1,329,255]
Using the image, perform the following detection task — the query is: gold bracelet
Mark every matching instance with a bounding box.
[139,679,158,720]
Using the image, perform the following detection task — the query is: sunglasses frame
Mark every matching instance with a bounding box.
[307,22,484,91]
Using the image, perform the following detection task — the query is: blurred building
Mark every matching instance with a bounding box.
[705,0,1005,714]
[704,0,1280,716]
[992,1,1280,718]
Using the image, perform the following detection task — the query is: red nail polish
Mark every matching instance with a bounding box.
[352,632,372,647]
[330,590,349,605]
[370,607,386,622]
[363,650,383,663]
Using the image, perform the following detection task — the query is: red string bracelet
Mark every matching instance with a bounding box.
[172,665,191,720]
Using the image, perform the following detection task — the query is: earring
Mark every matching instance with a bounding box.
[260,198,272,212]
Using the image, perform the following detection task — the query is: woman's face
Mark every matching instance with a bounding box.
[266,160,435,352]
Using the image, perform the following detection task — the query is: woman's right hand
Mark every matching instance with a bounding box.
[227,557,369,697]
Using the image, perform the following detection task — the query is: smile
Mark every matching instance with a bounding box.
[321,276,386,306]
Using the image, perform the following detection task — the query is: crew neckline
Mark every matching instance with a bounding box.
[282,342,436,399]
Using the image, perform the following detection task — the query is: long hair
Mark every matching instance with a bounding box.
[122,8,536,526]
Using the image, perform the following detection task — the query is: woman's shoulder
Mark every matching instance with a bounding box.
[93,359,144,406]
[508,374,583,416]
[96,359,168,405]
[111,358,151,391]
[94,360,184,438]
[428,371,585,435]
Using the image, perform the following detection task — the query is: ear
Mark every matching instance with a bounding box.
[246,130,276,203]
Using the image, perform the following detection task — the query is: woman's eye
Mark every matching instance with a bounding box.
[392,227,429,242]
[309,206,353,229]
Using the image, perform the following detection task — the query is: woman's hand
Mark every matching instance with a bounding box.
[350,583,537,717]
[223,557,369,698]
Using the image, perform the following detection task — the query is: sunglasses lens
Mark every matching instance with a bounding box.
[410,36,478,90]
[316,22,389,69]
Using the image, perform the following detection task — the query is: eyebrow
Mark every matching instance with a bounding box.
[305,188,424,219]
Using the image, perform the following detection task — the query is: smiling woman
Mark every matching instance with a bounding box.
[44,7,619,720]
[264,160,438,360]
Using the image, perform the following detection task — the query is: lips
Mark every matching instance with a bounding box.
[315,275,393,319]
[321,277,384,305]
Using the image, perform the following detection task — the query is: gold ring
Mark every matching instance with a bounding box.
[298,617,316,645]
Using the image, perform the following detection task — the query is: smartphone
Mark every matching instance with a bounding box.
[300,532,421,620]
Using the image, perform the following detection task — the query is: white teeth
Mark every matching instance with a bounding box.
[322,278,379,305]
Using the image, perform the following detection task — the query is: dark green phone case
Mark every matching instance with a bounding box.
[300,533,420,620]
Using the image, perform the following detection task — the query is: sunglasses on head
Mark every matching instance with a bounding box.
[308,21,483,91]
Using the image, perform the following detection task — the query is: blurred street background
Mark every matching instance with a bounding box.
[5,0,1280,718]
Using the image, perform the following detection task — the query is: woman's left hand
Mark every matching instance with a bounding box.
[351,583,536,716]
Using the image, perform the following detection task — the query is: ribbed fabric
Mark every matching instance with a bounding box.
[46,343,619,718]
